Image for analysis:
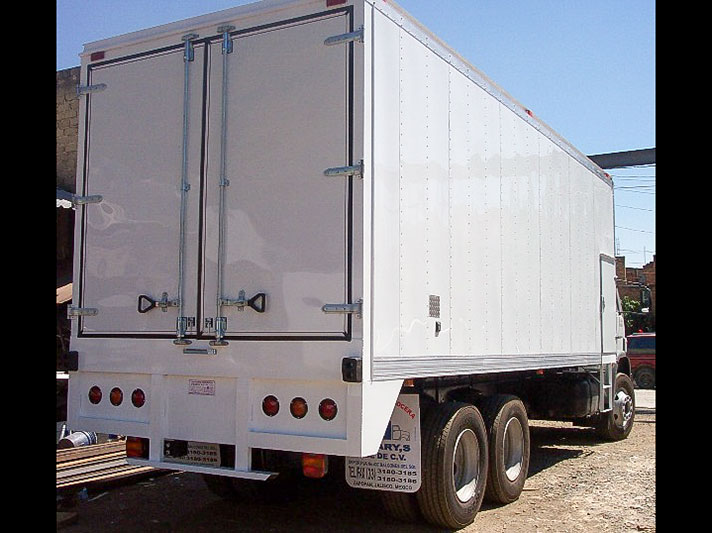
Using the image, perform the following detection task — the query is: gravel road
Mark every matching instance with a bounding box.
[59,410,655,532]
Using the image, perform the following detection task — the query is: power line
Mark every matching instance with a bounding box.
[618,248,656,254]
[615,189,655,195]
[615,204,654,212]
[616,225,655,234]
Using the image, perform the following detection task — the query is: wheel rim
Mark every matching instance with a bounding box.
[503,416,524,482]
[452,428,480,503]
[613,389,634,429]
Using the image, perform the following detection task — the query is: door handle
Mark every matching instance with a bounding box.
[247,292,266,313]
[137,292,178,313]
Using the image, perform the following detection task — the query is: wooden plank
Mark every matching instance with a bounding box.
[57,441,125,463]
[57,465,157,489]
[57,451,126,471]
[57,458,130,480]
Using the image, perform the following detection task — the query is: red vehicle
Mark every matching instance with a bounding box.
[626,332,655,388]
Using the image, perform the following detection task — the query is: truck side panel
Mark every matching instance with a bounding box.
[367,2,614,380]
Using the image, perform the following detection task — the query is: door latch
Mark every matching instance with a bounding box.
[137,292,179,313]
[220,290,267,313]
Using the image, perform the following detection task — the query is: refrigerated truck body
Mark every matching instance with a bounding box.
[66,0,634,527]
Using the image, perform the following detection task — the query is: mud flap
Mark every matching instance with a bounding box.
[345,394,421,493]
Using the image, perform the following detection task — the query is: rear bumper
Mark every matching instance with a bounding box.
[126,457,276,480]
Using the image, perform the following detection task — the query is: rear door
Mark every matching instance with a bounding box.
[201,12,354,339]
[77,44,205,336]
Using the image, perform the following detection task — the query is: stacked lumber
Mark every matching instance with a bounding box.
[56,439,156,490]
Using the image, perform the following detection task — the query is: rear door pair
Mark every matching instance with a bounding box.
[75,9,355,342]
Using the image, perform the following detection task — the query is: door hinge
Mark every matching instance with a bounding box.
[67,306,98,318]
[324,25,364,46]
[71,194,103,206]
[322,299,362,318]
[76,83,107,97]
[324,160,363,179]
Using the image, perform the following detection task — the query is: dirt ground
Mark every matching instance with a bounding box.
[58,412,655,532]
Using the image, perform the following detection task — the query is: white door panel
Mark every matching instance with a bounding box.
[203,14,352,337]
[79,47,204,335]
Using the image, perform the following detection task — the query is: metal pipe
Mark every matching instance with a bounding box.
[212,25,235,347]
[174,33,198,346]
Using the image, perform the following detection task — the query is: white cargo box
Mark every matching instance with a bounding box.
[68,0,615,475]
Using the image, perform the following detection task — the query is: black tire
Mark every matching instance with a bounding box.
[597,372,635,441]
[416,402,488,529]
[380,491,421,522]
[633,367,655,389]
[479,395,530,504]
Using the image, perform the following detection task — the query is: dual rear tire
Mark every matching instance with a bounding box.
[381,396,530,529]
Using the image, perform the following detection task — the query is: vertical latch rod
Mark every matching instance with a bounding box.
[174,32,199,346]
[213,24,236,346]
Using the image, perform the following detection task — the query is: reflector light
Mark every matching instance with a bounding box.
[131,389,146,408]
[302,453,328,478]
[262,395,280,417]
[126,436,149,459]
[88,386,102,404]
[110,387,123,406]
[290,397,308,419]
[318,398,338,421]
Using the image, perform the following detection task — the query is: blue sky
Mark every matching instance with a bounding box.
[56,0,655,267]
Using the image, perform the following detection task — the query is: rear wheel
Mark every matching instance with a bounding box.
[416,402,488,529]
[597,372,635,441]
[479,395,530,504]
[633,367,655,389]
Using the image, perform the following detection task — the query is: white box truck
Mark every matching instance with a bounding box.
[65,0,634,528]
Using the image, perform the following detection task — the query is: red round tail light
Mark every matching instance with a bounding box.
[318,398,338,421]
[262,395,280,417]
[290,397,308,419]
[88,386,102,404]
[131,389,146,408]
[110,387,123,406]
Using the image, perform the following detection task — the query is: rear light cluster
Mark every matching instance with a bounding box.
[261,395,338,421]
[88,386,146,408]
